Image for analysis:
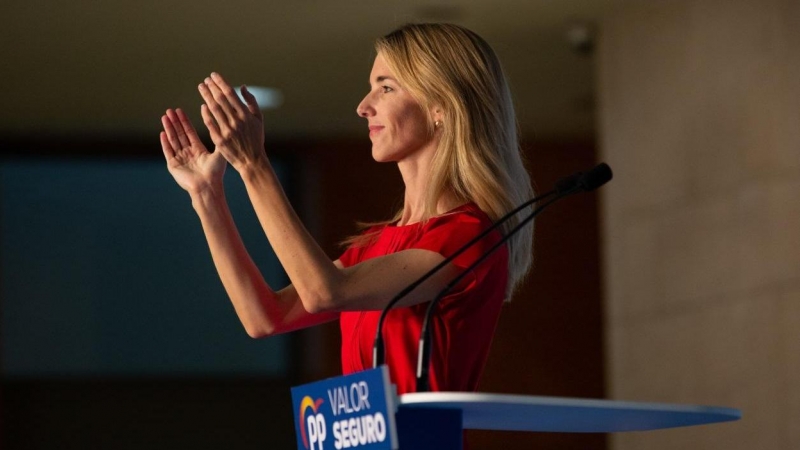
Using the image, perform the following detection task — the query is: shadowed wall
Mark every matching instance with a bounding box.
[2,135,605,449]
[599,0,800,448]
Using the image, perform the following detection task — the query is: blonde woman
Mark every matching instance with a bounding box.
[159,23,533,394]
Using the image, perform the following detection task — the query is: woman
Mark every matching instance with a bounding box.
[159,23,533,394]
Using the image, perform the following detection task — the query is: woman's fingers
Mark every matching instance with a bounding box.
[163,108,211,162]
[175,108,201,146]
[195,72,266,170]
[200,78,239,128]
[166,109,191,148]
[201,104,223,143]
[199,73,256,127]
[210,72,249,117]
[161,112,184,151]
[198,82,230,130]
[159,131,176,160]
[240,85,263,121]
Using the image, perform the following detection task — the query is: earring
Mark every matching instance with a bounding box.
[434,120,441,128]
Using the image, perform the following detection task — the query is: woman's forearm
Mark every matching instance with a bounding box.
[238,160,344,313]
[190,186,290,337]
[194,73,348,312]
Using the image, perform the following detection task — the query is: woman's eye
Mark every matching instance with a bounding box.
[381,86,394,93]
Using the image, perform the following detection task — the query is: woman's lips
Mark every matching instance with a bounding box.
[368,126,384,137]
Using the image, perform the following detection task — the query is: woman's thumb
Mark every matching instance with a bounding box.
[241,85,262,119]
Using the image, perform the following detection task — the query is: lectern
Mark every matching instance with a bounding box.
[395,392,741,449]
[291,367,741,450]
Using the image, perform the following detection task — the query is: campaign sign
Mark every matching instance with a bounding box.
[291,365,398,450]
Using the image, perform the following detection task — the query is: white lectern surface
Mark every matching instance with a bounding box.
[398,392,741,433]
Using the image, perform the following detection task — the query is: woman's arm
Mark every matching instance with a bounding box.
[198,73,463,314]
[189,183,339,336]
[160,108,337,337]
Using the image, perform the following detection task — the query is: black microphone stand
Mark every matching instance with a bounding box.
[414,185,579,392]
[415,163,612,391]
[371,189,559,368]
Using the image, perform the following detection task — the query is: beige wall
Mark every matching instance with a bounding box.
[598,0,800,448]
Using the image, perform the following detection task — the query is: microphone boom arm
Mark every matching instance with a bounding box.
[414,186,580,392]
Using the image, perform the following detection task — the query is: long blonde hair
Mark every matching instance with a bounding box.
[354,23,534,298]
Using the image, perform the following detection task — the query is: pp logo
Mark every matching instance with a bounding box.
[299,396,327,450]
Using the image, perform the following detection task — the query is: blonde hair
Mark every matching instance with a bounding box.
[353,23,534,298]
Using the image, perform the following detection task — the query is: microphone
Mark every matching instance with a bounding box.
[414,163,612,392]
[577,163,613,192]
[555,162,612,193]
[371,189,553,368]
[371,163,613,371]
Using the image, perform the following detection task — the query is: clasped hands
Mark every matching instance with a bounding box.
[160,72,266,193]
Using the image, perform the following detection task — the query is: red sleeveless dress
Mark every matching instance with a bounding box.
[337,203,508,394]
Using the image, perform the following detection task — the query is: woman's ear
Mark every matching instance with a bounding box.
[430,107,444,126]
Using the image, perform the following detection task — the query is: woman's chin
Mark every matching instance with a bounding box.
[370,147,397,163]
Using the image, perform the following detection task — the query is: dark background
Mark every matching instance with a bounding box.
[2,135,603,449]
[1,2,607,448]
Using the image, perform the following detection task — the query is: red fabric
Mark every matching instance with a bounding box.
[337,203,508,394]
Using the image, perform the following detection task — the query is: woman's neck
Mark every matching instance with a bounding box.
[396,154,462,226]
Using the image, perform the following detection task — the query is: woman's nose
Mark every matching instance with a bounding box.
[356,93,374,118]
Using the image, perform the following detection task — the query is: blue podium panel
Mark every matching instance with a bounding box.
[291,367,399,450]
[395,407,462,450]
[398,393,741,433]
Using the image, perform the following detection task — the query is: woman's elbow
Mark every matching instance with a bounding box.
[245,327,268,339]
[300,290,338,315]
[243,321,277,339]
[297,272,348,314]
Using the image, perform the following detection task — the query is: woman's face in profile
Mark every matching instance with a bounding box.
[356,53,436,163]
